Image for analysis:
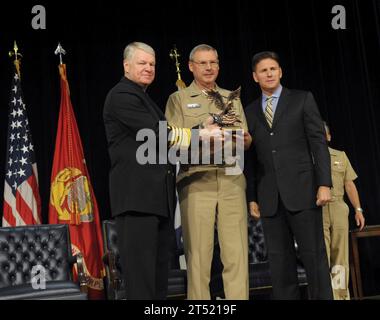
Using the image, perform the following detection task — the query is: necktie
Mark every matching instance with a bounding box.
[265,96,274,128]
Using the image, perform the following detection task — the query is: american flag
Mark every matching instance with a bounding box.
[2,67,41,226]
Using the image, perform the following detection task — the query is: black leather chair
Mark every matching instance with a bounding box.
[210,217,308,299]
[0,224,87,300]
[102,219,187,299]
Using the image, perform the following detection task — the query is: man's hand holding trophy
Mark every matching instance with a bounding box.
[202,87,252,151]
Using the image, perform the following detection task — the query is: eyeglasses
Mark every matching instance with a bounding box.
[191,60,219,68]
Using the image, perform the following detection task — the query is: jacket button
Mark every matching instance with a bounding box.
[270,132,274,136]
[272,150,276,153]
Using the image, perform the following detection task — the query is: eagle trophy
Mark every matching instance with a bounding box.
[202,86,242,127]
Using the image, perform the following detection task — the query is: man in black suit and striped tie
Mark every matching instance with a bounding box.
[244,51,333,299]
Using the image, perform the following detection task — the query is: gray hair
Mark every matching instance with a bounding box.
[123,42,155,61]
[189,44,218,61]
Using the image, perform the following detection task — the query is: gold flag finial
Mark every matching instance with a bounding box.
[169,45,186,90]
[9,41,22,77]
[12,41,18,56]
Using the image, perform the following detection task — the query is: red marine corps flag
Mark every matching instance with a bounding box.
[49,53,105,299]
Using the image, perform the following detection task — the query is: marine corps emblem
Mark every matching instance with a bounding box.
[50,167,94,224]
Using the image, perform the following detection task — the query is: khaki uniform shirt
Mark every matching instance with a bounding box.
[165,81,248,181]
[329,147,357,201]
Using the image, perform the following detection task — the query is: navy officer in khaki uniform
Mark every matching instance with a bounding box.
[322,122,365,300]
[165,44,251,300]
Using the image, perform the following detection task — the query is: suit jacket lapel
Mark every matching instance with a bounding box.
[144,93,166,121]
[272,87,290,129]
[253,98,271,131]
[122,77,165,121]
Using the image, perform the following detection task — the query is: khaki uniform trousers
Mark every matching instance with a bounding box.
[322,198,350,300]
[178,168,249,300]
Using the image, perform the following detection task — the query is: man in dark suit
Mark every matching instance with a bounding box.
[103,42,222,299]
[244,51,333,299]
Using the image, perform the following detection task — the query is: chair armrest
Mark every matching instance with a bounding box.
[75,253,88,294]
[103,251,122,291]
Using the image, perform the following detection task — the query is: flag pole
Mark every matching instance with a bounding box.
[8,41,22,77]
[54,42,66,65]
[54,42,68,83]
[169,45,186,90]
[169,45,187,269]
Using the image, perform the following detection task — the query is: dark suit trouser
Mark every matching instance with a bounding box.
[261,198,333,300]
[116,212,172,299]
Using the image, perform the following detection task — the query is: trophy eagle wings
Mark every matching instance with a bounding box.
[202,86,242,126]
